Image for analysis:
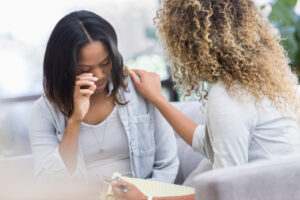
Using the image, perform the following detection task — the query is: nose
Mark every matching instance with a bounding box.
[92,67,106,80]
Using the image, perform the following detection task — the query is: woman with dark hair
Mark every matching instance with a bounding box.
[112,0,300,199]
[28,10,178,183]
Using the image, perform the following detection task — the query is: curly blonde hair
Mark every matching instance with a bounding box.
[154,0,300,116]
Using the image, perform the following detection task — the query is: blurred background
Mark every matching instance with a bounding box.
[0,0,299,158]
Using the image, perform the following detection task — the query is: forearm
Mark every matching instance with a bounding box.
[152,95,197,146]
[153,194,195,200]
[58,118,81,173]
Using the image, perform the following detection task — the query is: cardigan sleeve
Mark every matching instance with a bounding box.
[28,99,85,180]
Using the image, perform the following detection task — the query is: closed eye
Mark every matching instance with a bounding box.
[99,60,111,67]
[99,55,111,67]
[76,66,91,74]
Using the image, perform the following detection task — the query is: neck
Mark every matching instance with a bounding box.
[90,84,114,105]
[91,91,108,103]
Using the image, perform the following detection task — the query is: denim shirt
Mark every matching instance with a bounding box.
[28,77,179,183]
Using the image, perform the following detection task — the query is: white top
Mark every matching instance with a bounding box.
[192,81,300,169]
[79,106,132,178]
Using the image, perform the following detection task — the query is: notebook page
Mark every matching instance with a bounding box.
[106,172,194,198]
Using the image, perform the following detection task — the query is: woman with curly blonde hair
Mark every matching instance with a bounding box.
[112,0,300,199]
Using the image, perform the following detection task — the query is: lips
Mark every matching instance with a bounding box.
[96,80,108,90]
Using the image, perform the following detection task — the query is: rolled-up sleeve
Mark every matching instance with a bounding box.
[192,125,210,158]
[28,99,84,179]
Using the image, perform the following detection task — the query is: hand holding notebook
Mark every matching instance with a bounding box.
[102,172,194,200]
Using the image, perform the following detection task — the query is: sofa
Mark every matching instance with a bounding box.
[0,101,300,200]
[194,155,300,200]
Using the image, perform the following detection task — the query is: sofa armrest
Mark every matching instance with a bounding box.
[194,156,300,200]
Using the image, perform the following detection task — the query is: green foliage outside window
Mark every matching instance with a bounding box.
[264,0,300,73]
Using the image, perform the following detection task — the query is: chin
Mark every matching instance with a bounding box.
[93,88,105,94]
[93,82,108,95]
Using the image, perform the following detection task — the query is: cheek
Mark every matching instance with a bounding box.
[105,65,113,75]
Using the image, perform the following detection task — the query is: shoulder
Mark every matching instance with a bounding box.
[31,94,56,114]
[30,94,66,125]
[120,75,155,114]
[208,81,255,109]
[207,81,257,125]
[208,81,234,102]
[122,74,143,100]
[31,94,50,115]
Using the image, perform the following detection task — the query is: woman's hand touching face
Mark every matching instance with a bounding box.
[70,73,98,123]
[70,41,112,123]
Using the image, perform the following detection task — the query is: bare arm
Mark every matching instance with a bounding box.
[59,73,97,173]
[58,118,81,173]
[130,70,197,146]
[151,95,197,146]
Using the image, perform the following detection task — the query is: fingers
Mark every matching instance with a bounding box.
[130,71,141,87]
[76,80,96,87]
[112,179,134,193]
[75,79,96,91]
[76,73,98,90]
[75,73,97,94]
[111,179,131,188]
[77,73,98,82]
[83,84,96,98]
[79,84,96,93]
[131,69,146,78]
[130,69,160,85]
[74,78,97,98]
[131,69,160,79]
[111,179,131,199]
[79,89,94,96]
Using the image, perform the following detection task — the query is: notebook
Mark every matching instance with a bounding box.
[103,172,195,200]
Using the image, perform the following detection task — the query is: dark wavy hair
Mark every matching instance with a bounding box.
[43,10,128,117]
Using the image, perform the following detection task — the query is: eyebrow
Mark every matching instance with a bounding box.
[77,55,110,67]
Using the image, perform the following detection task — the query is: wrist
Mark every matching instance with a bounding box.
[68,117,82,126]
[141,195,150,200]
[151,93,166,107]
